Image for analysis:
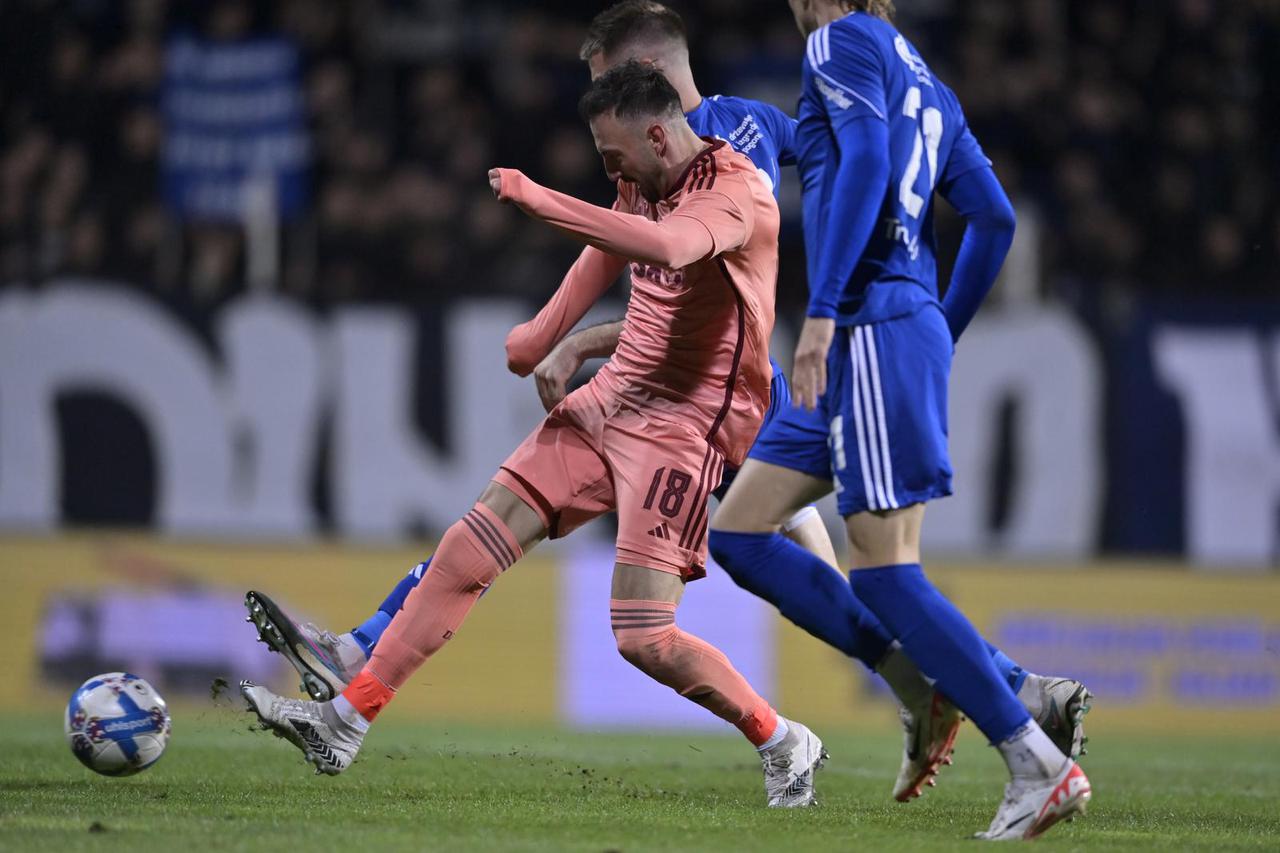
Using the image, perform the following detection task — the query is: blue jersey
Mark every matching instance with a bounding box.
[797,12,991,326]
[685,94,796,200]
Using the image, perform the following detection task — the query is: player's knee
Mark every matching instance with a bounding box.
[474,482,547,552]
[706,528,757,572]
[612,628,676,675]
[706,529,731,565]
[709,494,781,534]
[844,504,923,566]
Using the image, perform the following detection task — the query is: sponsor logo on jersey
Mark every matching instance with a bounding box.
[895,35,933,86]
[725,114,765,156]
[884,216,921,260]
[815,75,853,110]
[631,262,686,288]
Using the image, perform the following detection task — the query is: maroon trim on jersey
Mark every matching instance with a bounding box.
[705,257,747,447]
[690,155,718,192]
[690,454,724,553]
[678,445,717,550]
[680,447,724,551]
[666,138,726,198]
[690,162,707,192]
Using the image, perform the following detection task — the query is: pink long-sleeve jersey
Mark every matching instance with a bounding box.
[500,139,779,466]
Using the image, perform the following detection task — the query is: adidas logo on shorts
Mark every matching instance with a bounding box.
[647,522,671,540]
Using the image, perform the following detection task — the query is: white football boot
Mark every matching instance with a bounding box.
[240,681,365,775]
[1018,675,1093,759]
[245,590,367,701]
[976,760,1092,841]
[760,719,828,807]
[893,689,965,802]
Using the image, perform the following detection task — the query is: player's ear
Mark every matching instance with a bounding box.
[647,122,667,156]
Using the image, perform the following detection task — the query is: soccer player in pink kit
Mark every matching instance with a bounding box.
[241,61,827,807]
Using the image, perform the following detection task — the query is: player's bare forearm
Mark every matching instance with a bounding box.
[532,319,623,412]
[490,168,713,269]
[563,320,623,361]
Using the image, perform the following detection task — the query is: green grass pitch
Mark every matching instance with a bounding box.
[1,711,1277,851]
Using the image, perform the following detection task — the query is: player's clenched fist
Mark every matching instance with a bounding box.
[489,167,528,203]
[532,338,586,413]
[791,316,835,411]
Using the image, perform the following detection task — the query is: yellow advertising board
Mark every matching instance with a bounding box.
[777,563,1280,735]
[0,534,557,723]
[2,534,1277,736]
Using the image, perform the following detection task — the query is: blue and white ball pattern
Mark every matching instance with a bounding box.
[65,673,171,776]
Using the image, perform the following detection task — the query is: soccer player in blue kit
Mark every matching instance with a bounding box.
[725,0,1092,838]
[243,0,1090,813]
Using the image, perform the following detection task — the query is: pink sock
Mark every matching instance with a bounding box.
[366,503,521,692]
[610,599,779,746]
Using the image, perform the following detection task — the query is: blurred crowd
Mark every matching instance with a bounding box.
[1,0,1276,313]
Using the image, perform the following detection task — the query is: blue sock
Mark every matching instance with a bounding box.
[707,530,894,668]
[986,642,1028,693]
[350,558,431,656]
[850,563,1030,743]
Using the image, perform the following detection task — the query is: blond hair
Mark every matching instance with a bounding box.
[842,0,895,21]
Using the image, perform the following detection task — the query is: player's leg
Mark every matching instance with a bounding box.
[609,561,825,808]
[714,447,1028,690]
[242,401,613,775]
[753,359,839,569]
[830,315,1089,837]
[359,482,544,691]
[241,481,544,773]
[244,560,431,700]
[710,459,904,671]
[777,504,838,568]
[844,505,1089,836]
[350,560,430,655]
[711,456,963,800]
[608,413,825,807]
[710,368,1026,692]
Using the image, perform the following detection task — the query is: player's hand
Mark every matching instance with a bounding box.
[792,316,836,411]
[488,168,506,201]
[532,339,585,412]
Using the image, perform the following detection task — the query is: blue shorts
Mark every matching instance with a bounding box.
[746,373,832,481]
[714,357,791,501]
[824,307,953,516]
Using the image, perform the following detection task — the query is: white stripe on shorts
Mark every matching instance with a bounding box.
[861,326,899,509]
[854,327,889,509]
[848,328,879,510]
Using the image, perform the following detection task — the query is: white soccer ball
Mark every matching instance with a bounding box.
[64,672,171,776]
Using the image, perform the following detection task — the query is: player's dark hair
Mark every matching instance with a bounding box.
[579,60,684,124]
[579,1,688,61]
[841,0,896,21]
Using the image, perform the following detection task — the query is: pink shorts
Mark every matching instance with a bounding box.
[494,382,725,581]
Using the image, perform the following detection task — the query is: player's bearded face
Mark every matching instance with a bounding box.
[589,112,667,202]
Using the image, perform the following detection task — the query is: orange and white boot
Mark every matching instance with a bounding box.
[976,759,1092,840]
[892,689,964,802]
